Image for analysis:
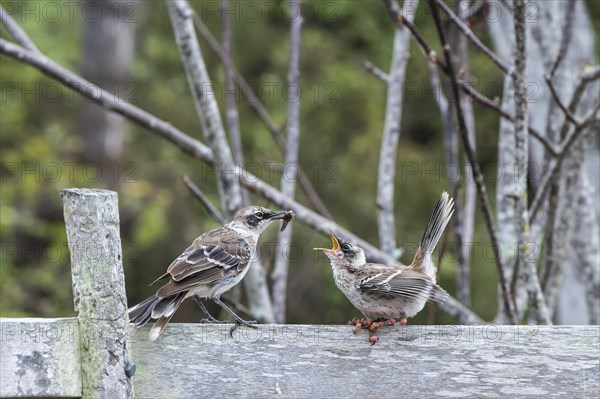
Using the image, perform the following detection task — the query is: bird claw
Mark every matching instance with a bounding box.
[369,333,379,345]
[229,319,258,337]
[399,317,407,326]
[368,321,384,332]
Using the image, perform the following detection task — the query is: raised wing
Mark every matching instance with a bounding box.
[356,268,448,303]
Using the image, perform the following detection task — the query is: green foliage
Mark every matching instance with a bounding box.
[1,0,598,324]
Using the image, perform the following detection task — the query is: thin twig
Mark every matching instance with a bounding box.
[362,60,389,83]
[383,0,446,71]
[387,0,557,155]
[461,0,489,27]
[181,175,225,225]
[428,0,518,324]
[531,68,600,225]
[459,82,558,155]
[546,75,582,127]
[549,0,576,79]
[0,5,39,53]
[431,0,510,74]
[0,36,484,325]
[556,66,600,141]
[530,101,600,222]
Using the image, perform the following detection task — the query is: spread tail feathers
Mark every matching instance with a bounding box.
[128,293,185,341]
[412,192,454,276]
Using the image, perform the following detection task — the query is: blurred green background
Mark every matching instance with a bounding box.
[1,0,598,324]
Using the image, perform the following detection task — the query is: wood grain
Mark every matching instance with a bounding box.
[2,320,598,398]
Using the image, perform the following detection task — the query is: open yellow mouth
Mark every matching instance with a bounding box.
[328,230,340,251]
[313,229,340,252]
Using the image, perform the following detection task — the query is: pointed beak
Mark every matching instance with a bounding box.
[313,229,341,254]
[266,210,291,220]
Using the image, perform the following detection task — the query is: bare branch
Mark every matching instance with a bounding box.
[362,60,389,83]
[428,0,518,323]
[431,0,510,74]
[376,0,419,255]
[166,0,274,322]
[0,36,484,325]
[181,175,225,225]
[461,0,489,26]
[166,0,241,215]
[384,0,445,70]
[512,0,551,324]
[546,76,581,127]
[388,1,557,156]
[453,1,475,310]
[0,39,215,162]
[530,102,600,223]
[0,5,39,53]
[548,0,576,79]
[220,0,247,204]
[191,11,332,220]
[273,0,303,324]
[459,82,558,156]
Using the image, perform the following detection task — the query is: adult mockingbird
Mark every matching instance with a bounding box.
[129,206,294,341]
[315,192,453,343]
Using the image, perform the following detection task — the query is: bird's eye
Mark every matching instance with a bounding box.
[254,211,264,219]
[341,243,351,252]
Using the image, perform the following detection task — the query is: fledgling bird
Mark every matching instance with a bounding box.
[129,206,294,341]
[315,192,453,343]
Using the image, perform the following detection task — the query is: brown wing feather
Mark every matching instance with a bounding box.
[356,267,448,303]
[156,267,225,297]
[165,228,251,281]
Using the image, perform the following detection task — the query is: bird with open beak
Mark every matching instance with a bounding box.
[315,192,453,344]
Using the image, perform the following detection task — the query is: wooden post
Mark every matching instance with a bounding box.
[62,189,133,398]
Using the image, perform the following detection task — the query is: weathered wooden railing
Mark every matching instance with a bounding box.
[1,189,599,398]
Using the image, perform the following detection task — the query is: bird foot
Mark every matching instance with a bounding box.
[368,321,384,332]
[386,318,397,326]
[369,333,379,345]
[349,317,372,334]
[229,319,258,337]
[399,317,407,326]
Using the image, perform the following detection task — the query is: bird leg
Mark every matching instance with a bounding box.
[213,297,257,328]
[194,297,228,323]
